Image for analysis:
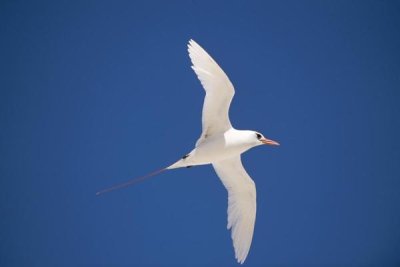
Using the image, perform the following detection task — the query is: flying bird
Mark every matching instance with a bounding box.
[97,39,279,264]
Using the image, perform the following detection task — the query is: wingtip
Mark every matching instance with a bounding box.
[187,39,197,51]
[188,39,201,51]
[236,255,246,264]
[187,39,193,52]
[236,254,245,264]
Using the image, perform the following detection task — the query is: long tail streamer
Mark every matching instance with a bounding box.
[96,168,167,196]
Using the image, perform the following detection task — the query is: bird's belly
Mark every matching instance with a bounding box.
[188,139,249,165]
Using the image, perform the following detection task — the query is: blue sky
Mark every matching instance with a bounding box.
[1,1,400,266]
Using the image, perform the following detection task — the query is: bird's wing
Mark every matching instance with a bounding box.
[212,156,257,264]
[188,39,235,145]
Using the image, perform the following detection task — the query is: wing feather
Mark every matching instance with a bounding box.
[187,39,235,143]
[213,156,257,264]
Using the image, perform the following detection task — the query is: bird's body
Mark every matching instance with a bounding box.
[169,129,264,169]
[167,40,279,263]
[98,39,279,264]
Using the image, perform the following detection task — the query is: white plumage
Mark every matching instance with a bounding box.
[213,156,256,263]
[188,39,234,139]
[98,39,279,264]
[168,40,279,263]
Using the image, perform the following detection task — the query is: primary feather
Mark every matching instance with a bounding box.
[213,156,257,264]
[188,39,235,145]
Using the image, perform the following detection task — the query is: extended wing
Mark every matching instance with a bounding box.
[212,156,257,264]
[188,40,235,145]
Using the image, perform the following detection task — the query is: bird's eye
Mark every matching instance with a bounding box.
[256,133,262,140]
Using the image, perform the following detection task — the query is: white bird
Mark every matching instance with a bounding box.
[97,39,279,264]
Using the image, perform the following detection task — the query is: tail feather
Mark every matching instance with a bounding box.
[96,167,170,196]
[96,158,189,196]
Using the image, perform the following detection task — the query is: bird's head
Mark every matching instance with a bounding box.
[253,131,280,147]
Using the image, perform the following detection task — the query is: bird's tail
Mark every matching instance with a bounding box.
[96,159,187,196]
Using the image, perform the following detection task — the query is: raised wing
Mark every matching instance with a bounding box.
[188,39,235,144]
[212,156,257,264]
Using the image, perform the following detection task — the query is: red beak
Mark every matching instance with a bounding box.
[260,137,280,146]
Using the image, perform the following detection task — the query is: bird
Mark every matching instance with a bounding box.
[97,39,279,264]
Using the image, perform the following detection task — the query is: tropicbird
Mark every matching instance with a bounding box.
[97,39,279,264]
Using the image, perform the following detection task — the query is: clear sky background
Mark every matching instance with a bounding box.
[1,1,400,266]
